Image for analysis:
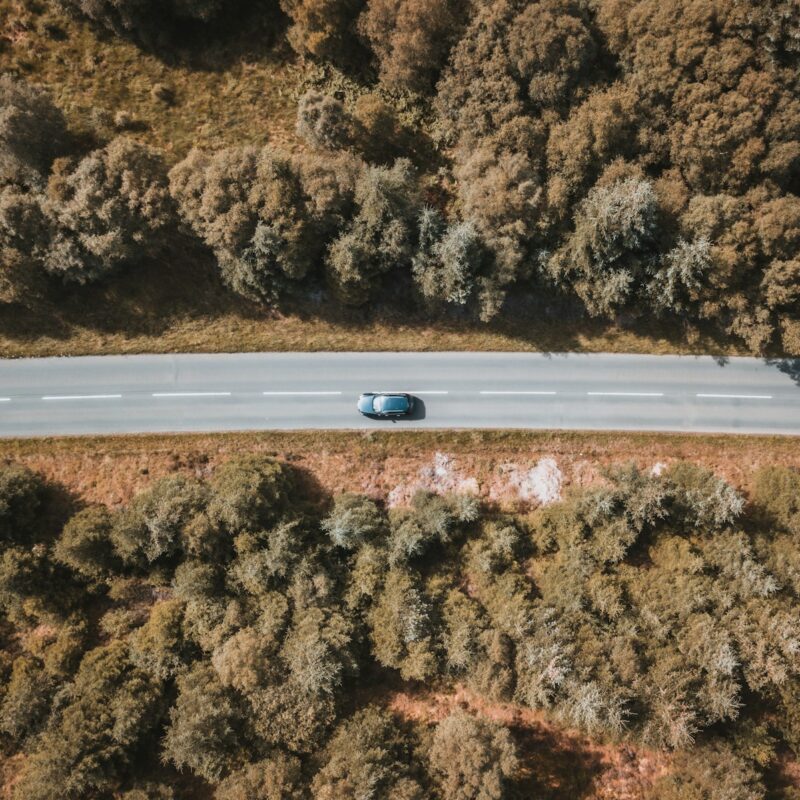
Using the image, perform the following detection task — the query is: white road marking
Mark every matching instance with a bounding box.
[152,392,232,397]
[42,394,122,400]
[697,393,773,400]
[262,391,343,396]
[587,392,664,397]
[408,391,449,395]
[480,390,557,395]
[0,398,9,402]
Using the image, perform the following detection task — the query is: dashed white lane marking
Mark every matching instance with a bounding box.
[407,391,449,395]
[480,390,557,395]
[262,391,343,396]
[697,393,773,400]
[43,394,122,400]
[0,398,9,402]
[152,392,232,397]
[587,392,664,397]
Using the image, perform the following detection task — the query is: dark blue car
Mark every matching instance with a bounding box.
[357,392,414,418]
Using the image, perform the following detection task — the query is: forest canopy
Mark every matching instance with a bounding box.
[1,456,800,798]
[0,0,798,352]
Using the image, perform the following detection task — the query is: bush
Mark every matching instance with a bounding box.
[296,91,354,150]
[311,706,423,799]
[55,506,120,583]
[43,138,175,283]
[0,76,68,188]
[215,754,305,800]
[207,457,292,533]
[322,493,387,549]
[169,147,313,304]
[0,463,46,545]
[428,711,518,800]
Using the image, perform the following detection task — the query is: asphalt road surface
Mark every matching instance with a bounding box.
[0,352,798,437]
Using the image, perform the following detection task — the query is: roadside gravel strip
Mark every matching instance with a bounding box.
[0,352,798,437]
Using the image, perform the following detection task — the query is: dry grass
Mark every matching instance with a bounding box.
[2,428,796,508]
[0,246,740,358]
[0,0,301,158]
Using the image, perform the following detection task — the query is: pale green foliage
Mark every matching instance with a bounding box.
[322,492,387,549]
[549,176,658,316]
[326,158,419,303]
[412,207,483,306]
[296,91,354,150]
[111,475,207,567]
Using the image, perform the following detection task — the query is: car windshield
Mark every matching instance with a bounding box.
[376,395,408,412]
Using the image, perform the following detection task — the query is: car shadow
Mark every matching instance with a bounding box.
[406,396,426,421]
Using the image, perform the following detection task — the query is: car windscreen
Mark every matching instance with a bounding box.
[376,395,409,412]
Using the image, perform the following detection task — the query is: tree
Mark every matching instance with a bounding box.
[13,641,162,800]
[0,76,67,188]
[169,146,312,304]
[322,492,387,550]
[325,158,419,303]
[279,0,365,61]
[548,175,659,317]
[111,475,208,568]
[645,742,766,800]
[215,754,305,800]
[368,567,437,680]
[43,138,175,284]
[358,0,462,92]
[428,711,518,800]
[55,506,121,583]
[311,706,424,799]
[207,456,293,533]
[412,208,483,307]
[296,91,354,150]
[162,662,246,782]
[0,463,46,545]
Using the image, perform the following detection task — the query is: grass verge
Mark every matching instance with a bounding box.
[1,428,796,508]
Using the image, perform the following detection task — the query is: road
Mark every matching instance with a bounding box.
[0,352,798,437]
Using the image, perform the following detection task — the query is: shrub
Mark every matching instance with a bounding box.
[296,91,354,150]
[55,506,120,583]
[0,76,67,188]
[428,711,518,800]
[43,138,175,284]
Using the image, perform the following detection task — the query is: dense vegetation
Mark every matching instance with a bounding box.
[1,456,800,797]
[1,0,799,352]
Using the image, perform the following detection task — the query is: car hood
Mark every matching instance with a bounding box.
[357,395,375,413]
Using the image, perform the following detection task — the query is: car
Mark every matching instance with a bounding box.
[357,392,414,418]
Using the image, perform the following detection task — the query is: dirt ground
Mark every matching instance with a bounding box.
[2,429,797,510]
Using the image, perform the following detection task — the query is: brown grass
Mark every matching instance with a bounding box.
[0,0,301,158]
[2,428,797,509]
